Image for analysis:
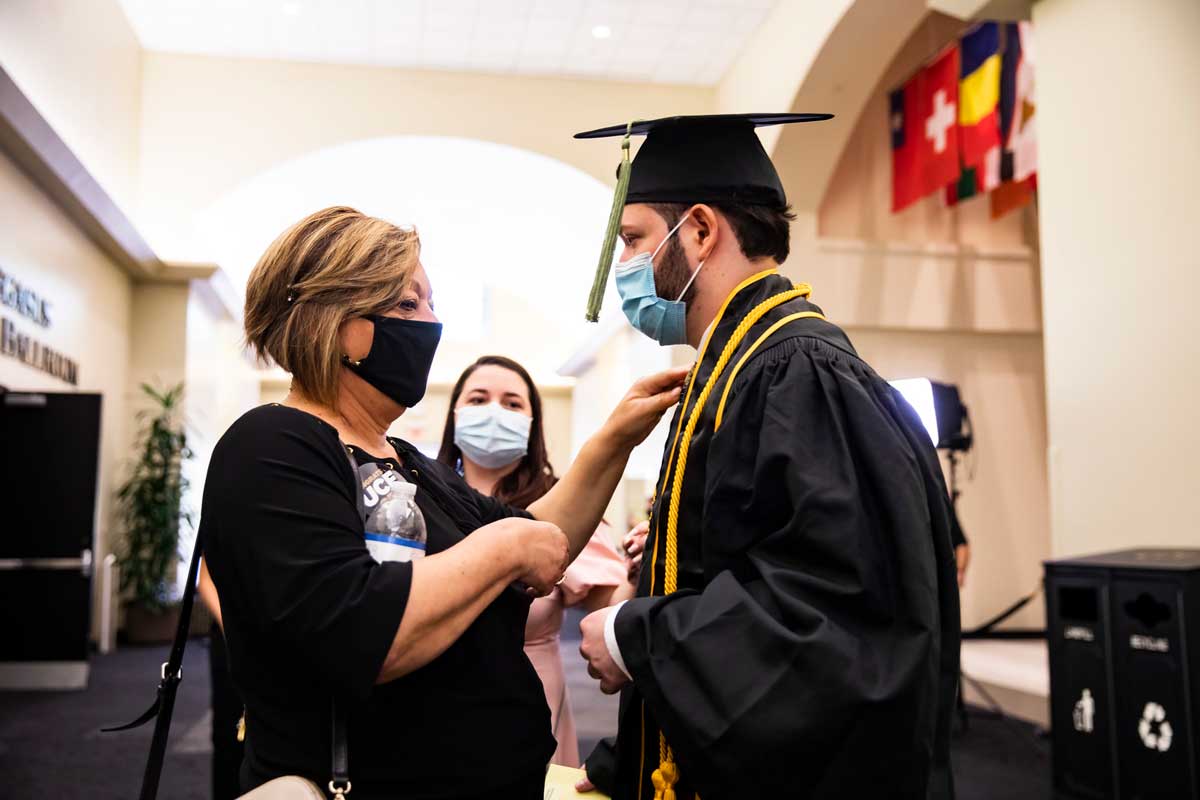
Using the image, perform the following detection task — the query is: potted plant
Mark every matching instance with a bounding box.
[116,382,193,644]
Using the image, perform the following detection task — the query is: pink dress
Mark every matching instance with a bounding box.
[524,525,628,767]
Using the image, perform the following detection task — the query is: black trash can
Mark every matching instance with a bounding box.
[1045,549,1200,800]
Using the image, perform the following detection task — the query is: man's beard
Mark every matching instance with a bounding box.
[653,236,695,302]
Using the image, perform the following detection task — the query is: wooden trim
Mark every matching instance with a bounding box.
[0,65,164,280]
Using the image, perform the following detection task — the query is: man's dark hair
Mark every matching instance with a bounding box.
[649,202,796,263]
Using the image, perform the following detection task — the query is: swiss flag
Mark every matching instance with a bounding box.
[891,46,961,212]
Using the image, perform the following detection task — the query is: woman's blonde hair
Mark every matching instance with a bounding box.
[244,206,420,407]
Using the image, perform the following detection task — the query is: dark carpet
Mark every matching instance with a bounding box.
[0,638,1053,799]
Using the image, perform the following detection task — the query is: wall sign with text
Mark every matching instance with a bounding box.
[0,266,79,385]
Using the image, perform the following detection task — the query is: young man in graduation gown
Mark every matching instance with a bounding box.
[573,115,961,800]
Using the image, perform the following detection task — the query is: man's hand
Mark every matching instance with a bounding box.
[579,607,630,695]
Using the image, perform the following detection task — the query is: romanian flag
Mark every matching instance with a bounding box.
[957,23,1001,169]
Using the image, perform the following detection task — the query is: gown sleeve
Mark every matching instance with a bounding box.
[611,337,951,797]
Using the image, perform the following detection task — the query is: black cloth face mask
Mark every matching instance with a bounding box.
[343,315,443,408]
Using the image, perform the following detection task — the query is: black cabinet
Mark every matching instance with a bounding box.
[1045,549,1200,800]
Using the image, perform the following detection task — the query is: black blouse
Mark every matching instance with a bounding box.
[200,404,554,799]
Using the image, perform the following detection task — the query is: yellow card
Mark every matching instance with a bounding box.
[543,764,609,799]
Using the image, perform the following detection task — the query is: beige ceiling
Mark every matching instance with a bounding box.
[118,0,778,86]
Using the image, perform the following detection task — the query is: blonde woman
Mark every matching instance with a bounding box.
[198,207,684,799]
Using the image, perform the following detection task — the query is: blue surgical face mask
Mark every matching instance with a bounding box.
[454,402,533,469]
[613,215,705,346]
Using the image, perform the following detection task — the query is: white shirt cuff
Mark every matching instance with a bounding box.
[603,599,632,680]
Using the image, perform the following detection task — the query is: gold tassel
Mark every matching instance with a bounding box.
[651,757,679,800]
[236,711,246,743]
[585,121,637,322]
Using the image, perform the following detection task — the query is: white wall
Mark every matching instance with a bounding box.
[716,0,856,154]
[0,151,134,641]
[136,52,715,261]
[128,284,188,396]
[1033,0,1200,556]
[178,281,261,593]
[0,0,143,215]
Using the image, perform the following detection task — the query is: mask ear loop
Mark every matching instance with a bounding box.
[673,257,706,303]
[650,213,693,261]
[651,211,705,303]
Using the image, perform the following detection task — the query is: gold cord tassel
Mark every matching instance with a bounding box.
[585,121,636,322]
[651,738,680,800]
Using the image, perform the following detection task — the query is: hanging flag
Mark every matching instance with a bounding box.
[946,140,1001,206]
[945,145,1001,206]
[998,21,1037,182]
[992,21,1037,217]
[990,174,1037,218]
[891,45,961,213]
[957,23,1002,170]
[945,167,976,205]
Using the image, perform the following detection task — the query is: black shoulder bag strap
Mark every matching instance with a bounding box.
[100,520,204,800]
[104,442,363,800]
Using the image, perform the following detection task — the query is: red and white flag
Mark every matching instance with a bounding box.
[890,46,961,212]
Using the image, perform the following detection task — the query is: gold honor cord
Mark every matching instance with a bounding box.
[647,268,781,600]
[640,268,778,800]
[585,121,637,322]
[649,283,815,800]
[713,311,826,431]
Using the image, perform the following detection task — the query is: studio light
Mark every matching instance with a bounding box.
[889,378,972,452]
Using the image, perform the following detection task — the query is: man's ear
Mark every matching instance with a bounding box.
[689,204,721,262]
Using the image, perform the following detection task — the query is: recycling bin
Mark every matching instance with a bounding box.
[1045,549,1200,800]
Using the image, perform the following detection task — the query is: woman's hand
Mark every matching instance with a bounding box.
[623,520,649,583]
[600,366,689,452]
[527,366,685,564]
[378,517,567,682]
[483,517,569,596]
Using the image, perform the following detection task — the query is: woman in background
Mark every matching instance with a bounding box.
[438,355,646,767]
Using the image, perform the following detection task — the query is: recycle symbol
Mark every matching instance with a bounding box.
[1138,702,1173,752]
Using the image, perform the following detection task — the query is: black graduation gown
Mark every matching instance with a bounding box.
[593,272,960,800]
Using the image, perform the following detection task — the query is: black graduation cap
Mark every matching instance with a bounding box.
[576,113,833,321]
